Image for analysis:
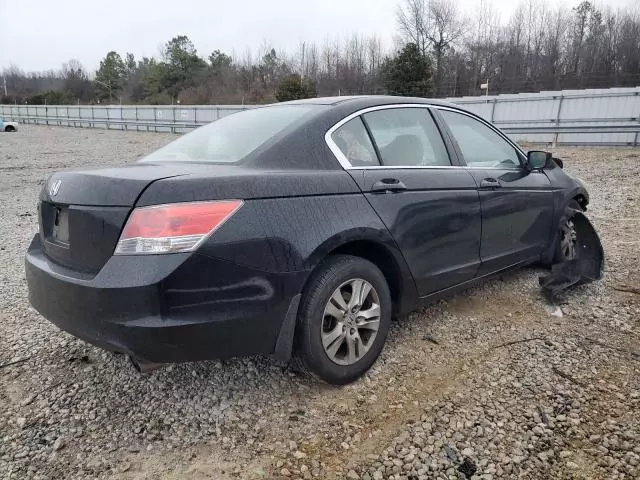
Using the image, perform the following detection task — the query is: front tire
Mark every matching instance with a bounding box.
[5,126,16,132]
[293,255,391,385]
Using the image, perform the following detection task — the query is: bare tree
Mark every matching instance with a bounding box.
[425,0,464,94]
[3,0,640,104]
[396,0,429,57]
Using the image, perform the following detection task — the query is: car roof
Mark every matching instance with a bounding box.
[280,95,461,110]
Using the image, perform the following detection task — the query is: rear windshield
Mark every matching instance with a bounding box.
[141,105,324,164]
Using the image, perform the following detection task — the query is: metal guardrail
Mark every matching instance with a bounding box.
[6,114,207,132]
[446,87,640,146]
[452,89,640,104]
[2,87,640,145]
[5,110,639,145]
[0,104,250,133]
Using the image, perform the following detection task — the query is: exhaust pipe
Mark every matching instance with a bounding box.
[128,355,163,374]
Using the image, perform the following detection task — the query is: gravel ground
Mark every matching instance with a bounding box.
[0,125,638,480]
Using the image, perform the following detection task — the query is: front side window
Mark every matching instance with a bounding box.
[439,110,521,169]
[362,108,450,167]
[142,105,324,164]
[331,117,380,167]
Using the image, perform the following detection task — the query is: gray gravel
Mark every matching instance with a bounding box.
[1,125,638,480]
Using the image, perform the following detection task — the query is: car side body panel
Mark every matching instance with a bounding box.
[198,194,420,313]
[356,169,482,296]
[465,168,555,275]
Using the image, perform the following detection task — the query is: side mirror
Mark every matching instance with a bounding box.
[526,151,552,171]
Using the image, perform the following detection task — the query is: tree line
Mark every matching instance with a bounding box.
[2,0,639,105]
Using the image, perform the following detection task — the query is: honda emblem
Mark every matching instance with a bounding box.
[49,179,62,197]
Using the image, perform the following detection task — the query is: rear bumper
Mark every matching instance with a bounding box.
[25,235,305,363]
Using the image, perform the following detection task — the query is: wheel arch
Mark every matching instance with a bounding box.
[541,189,589,265]
[273,229,419,363]
[305,230,419,316]
[329,241,403,310]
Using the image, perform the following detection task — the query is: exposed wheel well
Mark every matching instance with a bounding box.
[329,240,403,309]
[574,194,587,210]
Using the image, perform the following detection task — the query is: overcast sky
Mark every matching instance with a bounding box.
[0,0,635,72]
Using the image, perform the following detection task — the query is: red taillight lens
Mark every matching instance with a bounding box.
[115,200,243,255]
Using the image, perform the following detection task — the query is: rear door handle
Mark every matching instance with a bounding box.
[371,178,408,193]
[479,177,501,189]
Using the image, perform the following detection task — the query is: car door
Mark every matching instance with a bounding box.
[327,106,481,296]
[435,108,555,275]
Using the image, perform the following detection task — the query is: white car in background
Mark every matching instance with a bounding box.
[0,118,18,132]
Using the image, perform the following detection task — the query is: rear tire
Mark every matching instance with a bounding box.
[553,200,581,263]
[5,126,16,132]
[293,255,391,385]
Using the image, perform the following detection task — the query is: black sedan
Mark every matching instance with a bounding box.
[25,96,589,384]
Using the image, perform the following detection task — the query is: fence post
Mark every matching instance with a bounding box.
[490,98,497,123]
[91,105,95,128]
[67,105,70,127]
[172,106,176,134]
[634,102,639,147]
[106,106,110,130]
[153,107,157,133]
[122,105,126,131]
[552,95,564,148]
[135,106,139,132]
[194,106,197,129]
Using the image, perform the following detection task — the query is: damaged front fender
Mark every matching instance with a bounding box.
[539,210,604,302]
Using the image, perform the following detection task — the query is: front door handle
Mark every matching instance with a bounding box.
[480,177,501,189]
[371,178,408,193]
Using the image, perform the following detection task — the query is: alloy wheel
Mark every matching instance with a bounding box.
[559,218,578,260]
[321,278,381,366]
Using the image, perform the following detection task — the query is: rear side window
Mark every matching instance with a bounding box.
[142,105,324,164]
[363,108,450,167]
[439,110,521,169]
[331,117,380,167]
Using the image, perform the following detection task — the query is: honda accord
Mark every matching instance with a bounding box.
[25,96,589,384]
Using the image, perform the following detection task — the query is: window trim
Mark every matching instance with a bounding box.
[361,107,453,168]
[325,104,526,170]
[330,115,382,167]
[434,107,525,169]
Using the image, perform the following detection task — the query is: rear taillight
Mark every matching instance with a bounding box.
[114,200,243,255]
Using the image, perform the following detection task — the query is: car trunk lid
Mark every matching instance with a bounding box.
[38,163,198,273]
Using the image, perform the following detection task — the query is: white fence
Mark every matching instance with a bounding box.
[2,86,640,145]
[450,87,640,146]
[0,104,250,134]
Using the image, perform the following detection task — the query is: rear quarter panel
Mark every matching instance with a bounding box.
[198,194,418,309]
[201,194,396,271]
